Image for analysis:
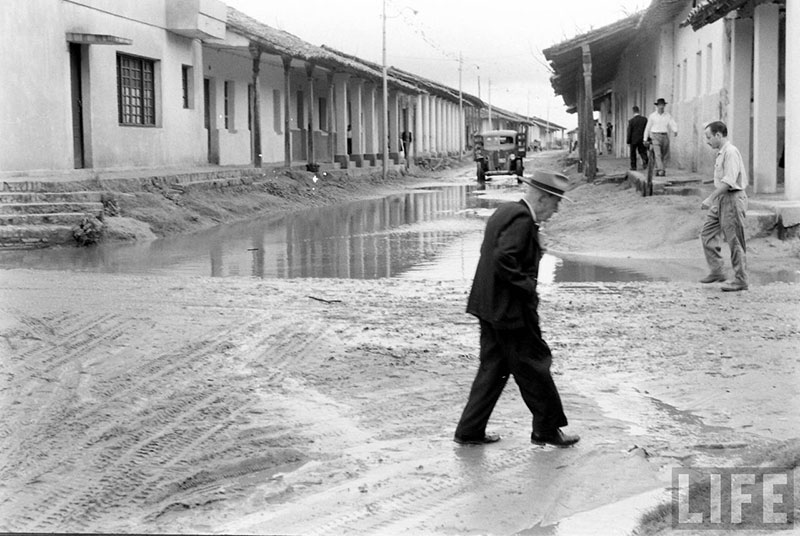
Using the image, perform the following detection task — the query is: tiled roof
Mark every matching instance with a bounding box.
[543,13,643,108]
[680,0,751,30]
[226,7,419,92]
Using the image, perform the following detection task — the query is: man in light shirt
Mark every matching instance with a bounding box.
[699,121,749,292]
[644,98,678,176]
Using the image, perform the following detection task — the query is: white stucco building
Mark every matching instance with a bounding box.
[544,0,796,201]
[0,0,487,175]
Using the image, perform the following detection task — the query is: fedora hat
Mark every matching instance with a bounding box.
[520,170,572,201]
[654,97,668,105]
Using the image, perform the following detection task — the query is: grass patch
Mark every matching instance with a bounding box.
[636,439,800,535]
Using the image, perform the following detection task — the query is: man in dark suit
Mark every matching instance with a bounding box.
[453,171,580,448]
[627,106,648,170]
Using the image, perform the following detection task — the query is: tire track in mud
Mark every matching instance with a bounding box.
[1,314,257,531]
[1,310,343,532]
[0,323,244,485]
[30,393,235,531]
[3,312,144,393]
[0,313,144,483]
[7,386,250,532]
[246,445,549,536]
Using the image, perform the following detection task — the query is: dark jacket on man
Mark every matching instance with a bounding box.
[627,114,649,169]
[627,114,648,145]
[456,199,568,440]
[467,200,543,329]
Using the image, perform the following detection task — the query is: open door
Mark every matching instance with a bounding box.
[69,43,85,168]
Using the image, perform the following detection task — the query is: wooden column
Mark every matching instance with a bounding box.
[282,55,292,167]
[249,44,262,168]
[787,0,800,200]
[582,44,596,181]
[327,73,335,164]
[576,70,585,173]
[305,63,316,166]
[752,3,779,193]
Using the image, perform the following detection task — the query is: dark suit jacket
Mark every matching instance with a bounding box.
[467,201,543,329]
[627,114,648,145]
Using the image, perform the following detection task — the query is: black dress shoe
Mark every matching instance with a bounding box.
[454,433,501,445]
[531,429,580,447]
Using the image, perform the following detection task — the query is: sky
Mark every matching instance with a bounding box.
[223,0,649,130]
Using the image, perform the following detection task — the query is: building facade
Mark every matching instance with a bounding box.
[545,0,796,200]
[0,0,488,175]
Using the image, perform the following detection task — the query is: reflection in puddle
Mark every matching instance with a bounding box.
[0,184,485,279]
[0,182,795,284]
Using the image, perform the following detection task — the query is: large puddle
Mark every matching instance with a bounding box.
[0,181,794,284]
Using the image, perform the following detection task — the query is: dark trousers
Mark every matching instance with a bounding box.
[630,141,648,169]
[455,319,568,439]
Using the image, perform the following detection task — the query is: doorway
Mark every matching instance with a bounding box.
[204,78,219,164]
[69,43,85,168]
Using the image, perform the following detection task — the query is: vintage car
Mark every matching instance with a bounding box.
[473,129,527,181]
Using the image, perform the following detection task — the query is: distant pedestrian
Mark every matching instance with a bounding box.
[627,106,648,170]
[594,121,604,155]
[401,130,413,159]
[605,122,613,154]
[454,171,580,448]
[347,124,353,155]
[644,98,678,176]
[699,121,749,292]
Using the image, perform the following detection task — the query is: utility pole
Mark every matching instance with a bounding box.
[488,77,492,128]
[381,0,388,180]
[458,52,463,158]
[381,0,389,180]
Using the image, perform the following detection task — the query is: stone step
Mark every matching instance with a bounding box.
[168,176,260,192]
[0,191,104,204]
[0,202,104,215]
[662,185,705,196]
[0,212,101,226]
[0,224,75,248]
[745,209,779,239]
[0,180,98,193]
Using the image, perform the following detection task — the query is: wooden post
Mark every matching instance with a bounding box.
[582,44,596,181]
[249,43,262,168]
[327,73,335,164]
[305,62,316,167]
[576,70,585,173]
[282,55,292,168]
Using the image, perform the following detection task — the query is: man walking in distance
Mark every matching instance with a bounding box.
[644,98,678,176]
[454,171,580,448]
[627,106,648,170]
[699,121,749,292]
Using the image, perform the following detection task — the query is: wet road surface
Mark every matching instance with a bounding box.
[0,179,671,284]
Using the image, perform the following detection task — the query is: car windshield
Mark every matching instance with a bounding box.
[483,135,515,147]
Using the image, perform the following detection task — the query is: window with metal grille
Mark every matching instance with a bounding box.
[117,53,155,126]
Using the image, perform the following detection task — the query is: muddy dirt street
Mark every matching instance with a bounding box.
[1,266,798,534]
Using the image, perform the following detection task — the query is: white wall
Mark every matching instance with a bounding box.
[611,8,728,174]
[1,0,219,173]
[1,0,73,172]
[668,6,728,174]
